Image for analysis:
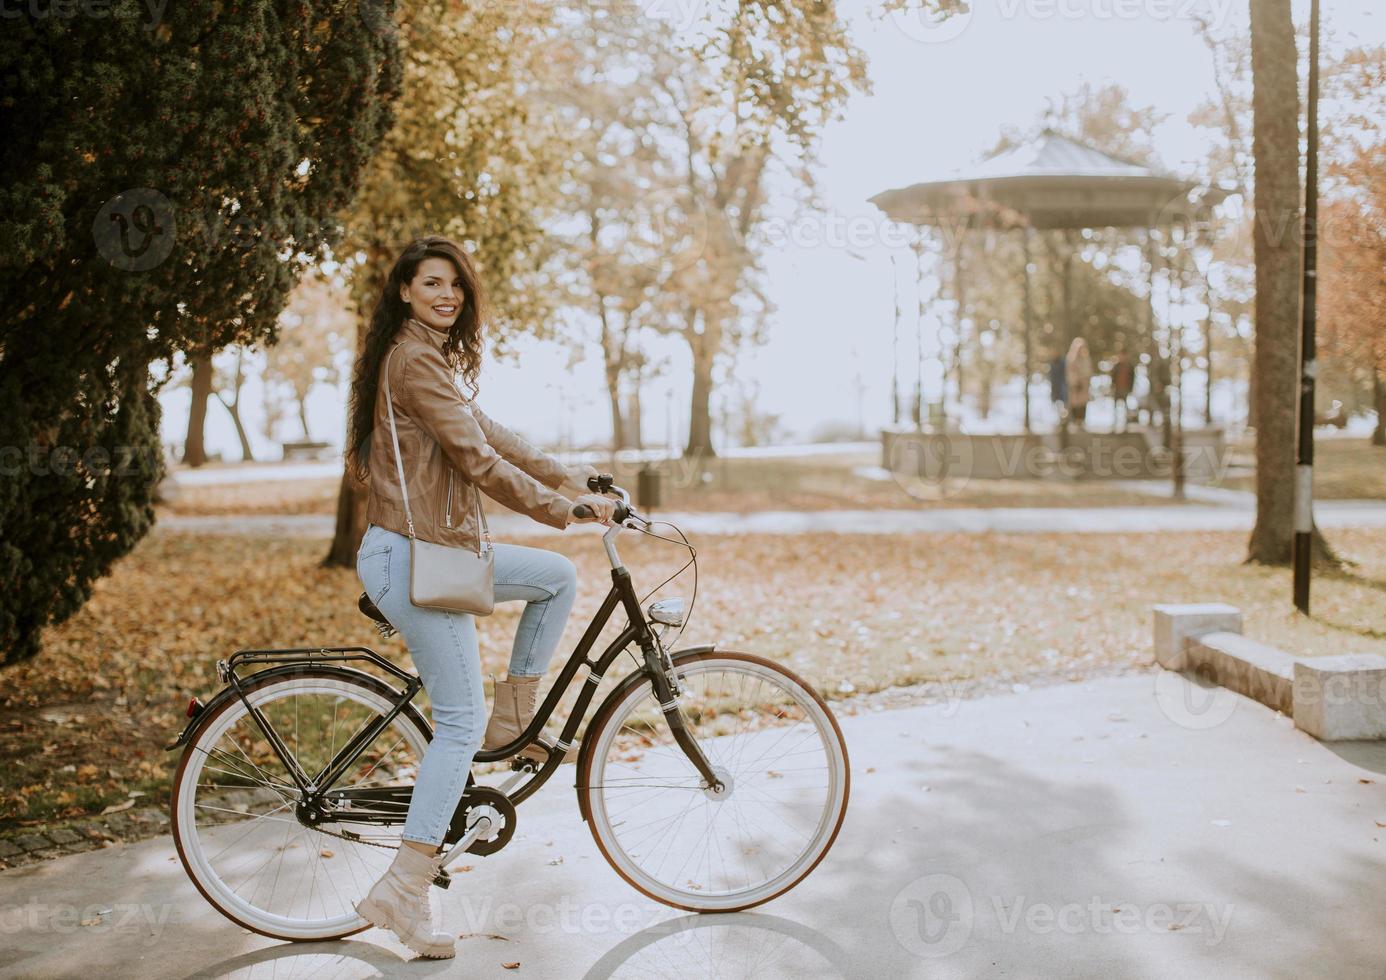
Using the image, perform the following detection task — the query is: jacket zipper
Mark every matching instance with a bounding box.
[445,469,454,528]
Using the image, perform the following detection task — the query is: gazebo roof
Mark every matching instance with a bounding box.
[868,131,1206,231]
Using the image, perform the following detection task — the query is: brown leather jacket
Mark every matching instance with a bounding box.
[364,317,574,550]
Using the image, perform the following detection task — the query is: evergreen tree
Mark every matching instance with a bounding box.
[0,0,401,663]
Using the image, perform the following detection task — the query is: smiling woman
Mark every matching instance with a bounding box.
[338,235,616,957]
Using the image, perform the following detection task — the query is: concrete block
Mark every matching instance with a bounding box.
[1293,655,1386,741]
[1152,603,1243,670]
[1187,632,1295,715]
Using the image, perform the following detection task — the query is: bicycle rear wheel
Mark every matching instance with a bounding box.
[579,650,850,912]
[170,669,431,941]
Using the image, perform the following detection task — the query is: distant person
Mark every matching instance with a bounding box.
[1111,348,1135,432]
[1149,355,1171,434]
[1048,349,1068,430]
[1065,337,1093,429]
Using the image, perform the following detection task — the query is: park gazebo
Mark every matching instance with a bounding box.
[868,130,1232,487]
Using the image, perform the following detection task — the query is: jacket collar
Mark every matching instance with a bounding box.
[401,316,448,352]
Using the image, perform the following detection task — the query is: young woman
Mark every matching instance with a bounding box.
[344,236,618,958]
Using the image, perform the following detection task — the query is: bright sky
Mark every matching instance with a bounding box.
[163,0,1382,461]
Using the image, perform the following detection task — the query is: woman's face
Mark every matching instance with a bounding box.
[400,257,465,333]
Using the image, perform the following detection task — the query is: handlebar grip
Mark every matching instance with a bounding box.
[572,501,630,523]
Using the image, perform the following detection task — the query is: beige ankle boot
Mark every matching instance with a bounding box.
[483,674,576,766]
[356,845,455,959]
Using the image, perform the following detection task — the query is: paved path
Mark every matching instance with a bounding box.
[156,498,1386,539]
[4,673,1386,979]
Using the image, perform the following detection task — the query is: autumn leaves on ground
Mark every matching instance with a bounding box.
[4,468,1385,835]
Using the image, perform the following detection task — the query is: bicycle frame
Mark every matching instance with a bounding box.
[169,516,722,831]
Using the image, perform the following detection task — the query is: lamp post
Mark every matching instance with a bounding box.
[1293,0,1321,613]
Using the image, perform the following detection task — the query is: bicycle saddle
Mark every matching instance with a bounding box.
[358,592,397,638]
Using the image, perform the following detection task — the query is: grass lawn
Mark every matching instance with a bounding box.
[3,525,1383,835]
[159,450,1183,517]
[1221,437,1386,499]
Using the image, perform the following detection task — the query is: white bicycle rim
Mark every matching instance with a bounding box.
[172,675,430,940]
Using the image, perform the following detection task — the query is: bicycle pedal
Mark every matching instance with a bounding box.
[432,869,451,890]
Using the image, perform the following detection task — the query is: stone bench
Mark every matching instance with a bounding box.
[1152,603,1386,741]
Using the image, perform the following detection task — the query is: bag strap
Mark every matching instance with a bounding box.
[381,342,489,557]
[381,344,415,538]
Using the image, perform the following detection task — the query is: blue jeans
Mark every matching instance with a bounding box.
[356,522,578,847]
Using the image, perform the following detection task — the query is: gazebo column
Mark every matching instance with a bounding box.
[1020,225,1035,434]
[1143,228,1170,449]
[952,227,967,426]
[912,234,927,429]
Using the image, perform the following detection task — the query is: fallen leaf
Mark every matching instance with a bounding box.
[100,799,135,815]
[502,963,520,970]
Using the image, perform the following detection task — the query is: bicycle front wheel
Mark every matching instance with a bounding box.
[579,650,850,913]
[170,669,431,941]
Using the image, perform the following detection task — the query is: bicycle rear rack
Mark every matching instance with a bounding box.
[217,646,417,686]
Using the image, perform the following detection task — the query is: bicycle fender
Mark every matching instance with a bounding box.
[164,664,428,752]
[573,644,716,823]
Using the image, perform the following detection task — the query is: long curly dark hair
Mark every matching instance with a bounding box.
[346,236,488,482]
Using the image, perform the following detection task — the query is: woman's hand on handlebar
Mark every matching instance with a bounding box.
[568,492,619,526]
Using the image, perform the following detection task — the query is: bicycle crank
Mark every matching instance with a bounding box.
[443,785,516,856]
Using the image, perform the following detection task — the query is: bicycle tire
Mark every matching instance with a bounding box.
[577,650,850,913]
[170,668,432,941]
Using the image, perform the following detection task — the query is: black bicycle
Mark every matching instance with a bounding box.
[167,478,850,941]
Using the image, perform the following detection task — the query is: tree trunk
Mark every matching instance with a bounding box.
[1203,267,1215,426]
[628,386,644,450]
[1374,368,1385,446]
[297,389,313,442]
[324,248,391,568]
[325,330,372,567]
[212,349,255,462]
[605,368,627,454]
[1247,0,1303,565]
[324,464,369,567]
[685,353,715,458]
[219,397,255,462]
[684,314,720,458]
[184,352,213,466]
